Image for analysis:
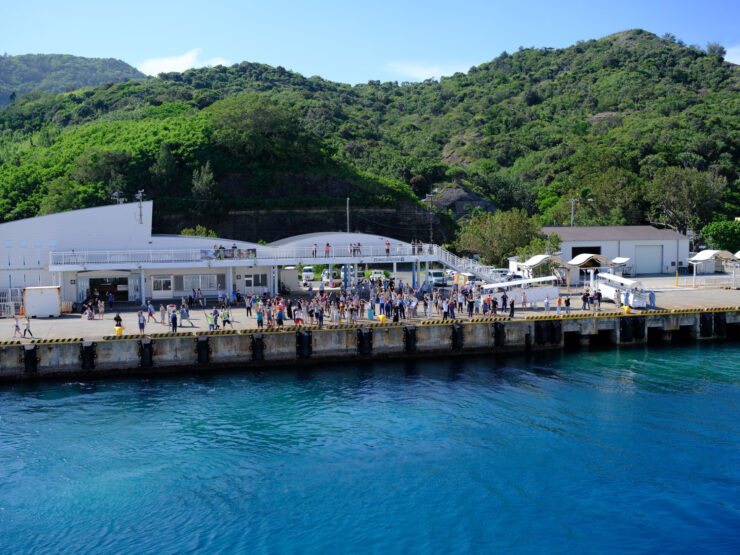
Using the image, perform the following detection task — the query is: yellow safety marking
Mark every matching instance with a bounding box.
[32,338,83,344]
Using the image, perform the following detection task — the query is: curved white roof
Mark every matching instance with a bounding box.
[568,253,631,267]
[521,254,571,268]
[688,250,737,263]
[270,232,410,248]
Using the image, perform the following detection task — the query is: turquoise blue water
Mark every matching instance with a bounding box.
[1,343,739,553]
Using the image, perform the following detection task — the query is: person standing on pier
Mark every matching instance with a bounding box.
[171,311,178,333]
[138,311,146,334]
[565,297,571,315]
[509,298,515,318]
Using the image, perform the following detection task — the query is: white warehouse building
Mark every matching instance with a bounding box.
[1,201,430,306]
[542,226,690,275]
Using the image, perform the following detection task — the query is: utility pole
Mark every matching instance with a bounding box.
[111,191,126,204]
[135,190,145,224]
[570,197,592,226]
[429,209,433,244]
[569,198,578,227]
[346,197,350,233]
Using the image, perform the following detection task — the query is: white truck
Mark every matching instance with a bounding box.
[23,286,62,317]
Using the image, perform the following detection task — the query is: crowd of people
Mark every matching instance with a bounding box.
[9,271,660,338]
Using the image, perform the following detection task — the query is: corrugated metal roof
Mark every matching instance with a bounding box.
[543,225,687,241]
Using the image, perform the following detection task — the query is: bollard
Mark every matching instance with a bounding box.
[451,322,463,350]
[296,330,312,358]
[493,322,506,346]
[80,341,96,370]
[23,344,38,374]
[699,312,713,338]
[357,328,373,355]
[251,333,264,361]
[404,325,417,352]
[713,312,726,337]
[139,337,153,367]
[196,336,210,364]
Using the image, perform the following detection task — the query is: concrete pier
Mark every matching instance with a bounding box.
[1,308,738,382]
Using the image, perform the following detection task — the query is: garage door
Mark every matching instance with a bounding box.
[634,245,663,274]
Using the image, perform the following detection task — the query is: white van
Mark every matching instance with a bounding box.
[301,266,315,285]
[427,270,446,286]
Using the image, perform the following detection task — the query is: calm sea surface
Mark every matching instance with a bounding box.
[1,343,739,554]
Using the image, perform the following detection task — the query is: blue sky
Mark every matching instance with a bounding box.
[3,0,739,83]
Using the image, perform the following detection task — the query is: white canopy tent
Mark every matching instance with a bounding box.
[687,250,740,288]
[567,253,632,291]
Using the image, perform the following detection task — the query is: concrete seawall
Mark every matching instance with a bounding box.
[1,308,739,382]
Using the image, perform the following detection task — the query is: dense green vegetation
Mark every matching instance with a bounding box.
[0,53,145,107]
[0,30,738,243]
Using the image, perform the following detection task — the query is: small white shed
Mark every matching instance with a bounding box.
[23,286,62,317]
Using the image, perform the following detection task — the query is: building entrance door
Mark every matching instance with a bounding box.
[89,277,130,301]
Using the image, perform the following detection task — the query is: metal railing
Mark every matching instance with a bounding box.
[49,244,435,266]
[428,245,507,283]
[678,275,738,289]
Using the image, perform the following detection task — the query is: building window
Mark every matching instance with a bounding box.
[20,241,26,247]
[5,241,11,247]
[152,276,172,292]
[35,240,41,247]
[50,240,56,247]
[183,274,218,291]
[246,274,267,287]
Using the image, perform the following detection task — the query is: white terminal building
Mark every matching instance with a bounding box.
[1,201,439,304]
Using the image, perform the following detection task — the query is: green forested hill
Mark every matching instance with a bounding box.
[0,53,146,107]
[0,29,738,236]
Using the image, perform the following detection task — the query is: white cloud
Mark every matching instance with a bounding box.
[137,48,230,76]
[725,45,740,65]
[385,61,470,81]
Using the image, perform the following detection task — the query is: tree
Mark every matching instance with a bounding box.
[516,233,562,261]
[706,42,726,58]
[191,161,216,200]
[701,221,740,253]
[456,208,540,266]
[106,170,126,196]
[181,225,217,238]
[149,142,179,194]
[644,167,727,235]
[209,96,325,167]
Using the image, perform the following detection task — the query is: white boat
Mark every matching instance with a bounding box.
[596,273,648,308]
